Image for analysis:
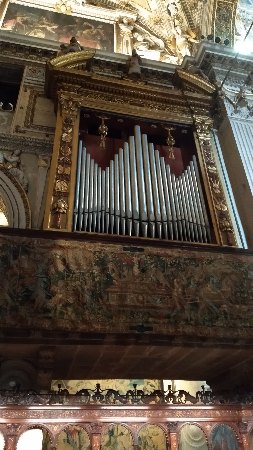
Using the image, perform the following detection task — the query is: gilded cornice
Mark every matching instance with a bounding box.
[46,57,215,124]
[0,38,56,63]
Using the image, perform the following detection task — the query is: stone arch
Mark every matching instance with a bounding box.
[137,423,167,450]
[0,167,31,228]
[179,423,209,450]
[101,423,134,449]
[56,424,91,450]
[16,425,53,450]
[210,424,240,450]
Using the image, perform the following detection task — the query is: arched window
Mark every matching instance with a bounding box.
[0,168,30,228]
[17,429,44,450]
[0,195,8,226]
[0,432,4,450]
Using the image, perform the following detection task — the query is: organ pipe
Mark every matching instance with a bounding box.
[74,125,211,243]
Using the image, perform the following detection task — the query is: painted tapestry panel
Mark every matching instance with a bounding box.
[51,379,161,394]
[179,424,208,450]
[211,424,239,450]
[101,424,133,450]
[57,426,91,450]
[138,425,167,450]
[2,3,114,51]
[0,234,253,338]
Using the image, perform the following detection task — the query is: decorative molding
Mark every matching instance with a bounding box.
[0,132,53,155]
[212,0,238,45]
[47,94,81,229]
[194,115,237,246]
[0,405,245,421]
[24,89,55,133]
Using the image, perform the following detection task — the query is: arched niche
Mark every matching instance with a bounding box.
[56,425,91,450]
[138,424,167,450]
[179,424,208,450]
[101,424,133,449]
[0,168,31,228]
[211,424,239,450]
[17,427,51,450]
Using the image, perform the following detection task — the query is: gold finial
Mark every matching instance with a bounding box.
[98,116,109,149]
[164,127,176,159]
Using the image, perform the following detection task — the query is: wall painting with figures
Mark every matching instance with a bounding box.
[1,2,114,51]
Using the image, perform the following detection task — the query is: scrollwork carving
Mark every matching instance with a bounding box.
[194,115,236,246]
[90,423,103,434]
[49,94,80,229]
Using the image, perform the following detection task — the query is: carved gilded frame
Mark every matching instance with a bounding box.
[43,57,237,246]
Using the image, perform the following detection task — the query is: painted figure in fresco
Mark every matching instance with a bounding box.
[212,424,239,450]
[102,425,130,450]
[0,149,28,191]
[127,49,142,78]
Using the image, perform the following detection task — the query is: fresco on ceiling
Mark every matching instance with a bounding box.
[56,426,91,450]
[179,424,208,450]
[211,424,239,450]
[1,3,114,51]
[51,379,162,394]
[0,234,253,338]
[101,424,133,450]
[138,425,167,450]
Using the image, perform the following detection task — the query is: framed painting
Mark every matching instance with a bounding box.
[1,2,114,51]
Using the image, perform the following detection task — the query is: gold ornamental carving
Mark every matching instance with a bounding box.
[194,116,236,246]
[48,95,80,230]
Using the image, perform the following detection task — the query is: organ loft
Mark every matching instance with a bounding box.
[1,0,253,449]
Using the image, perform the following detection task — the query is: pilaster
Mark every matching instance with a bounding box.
[194,115,237,246]
[43,92,80,231]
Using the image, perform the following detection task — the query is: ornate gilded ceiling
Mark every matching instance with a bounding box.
[0,0,242,63]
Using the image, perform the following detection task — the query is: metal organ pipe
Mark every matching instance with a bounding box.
[74,126,211,243]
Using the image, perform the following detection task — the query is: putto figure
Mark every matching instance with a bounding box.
[127,49,142,78]
[0,149,28,191]
[57,36,84,56]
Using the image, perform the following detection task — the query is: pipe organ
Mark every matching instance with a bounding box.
[73,125,211,243]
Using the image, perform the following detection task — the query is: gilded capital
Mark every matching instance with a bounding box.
[58,92,81,118]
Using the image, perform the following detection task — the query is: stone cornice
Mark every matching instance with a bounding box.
[186,42,253,80]
[0,133,53,155]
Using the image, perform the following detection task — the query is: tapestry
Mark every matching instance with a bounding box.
[0,233,253,338]
[211,424,239,450]
[57,426,91,450]
[138,425,167,450]
[101,424,133,450]
[179,424,208,450]
[2,3,114,51]
[51,379,162,394]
